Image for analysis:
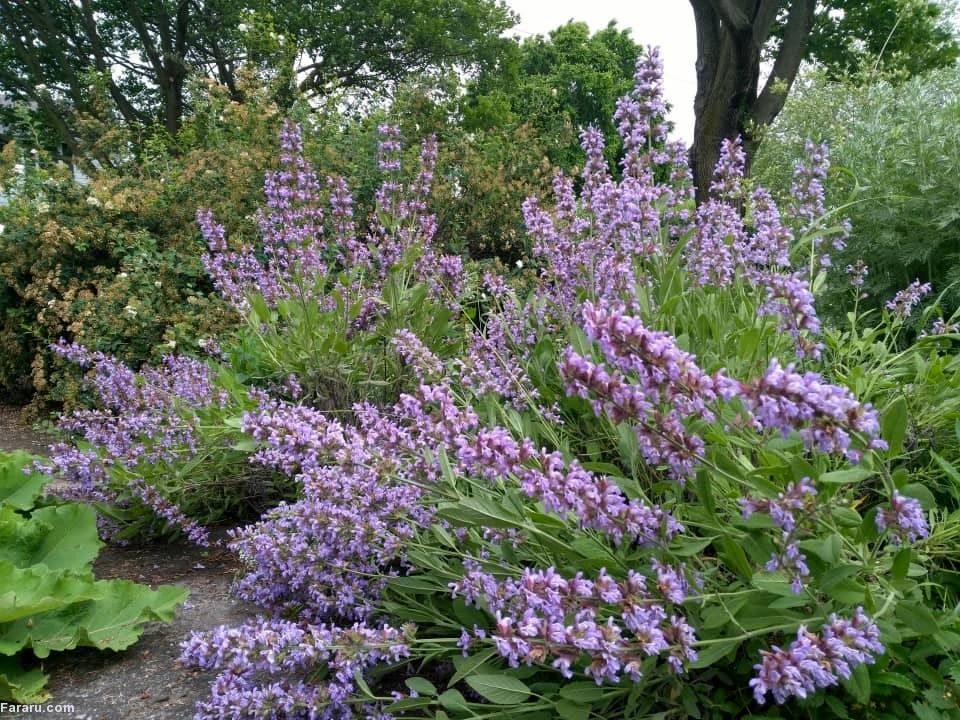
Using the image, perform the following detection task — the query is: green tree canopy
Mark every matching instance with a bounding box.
[0,0,515,156]
[462,21,643,169]
[689,0,959,200]
[803,0,959,80]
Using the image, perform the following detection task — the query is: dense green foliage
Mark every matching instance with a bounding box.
[463,21,641,168]
[0,451,187,703]
[0,74,560,405]
[754,64,960,321]
[42,92,960,716]
[802,0,959,80]
[3,6,960,717]
[0,0,515,150]
[0,81,276,405]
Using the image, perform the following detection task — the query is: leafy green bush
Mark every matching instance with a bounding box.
[0,79,279,408]
[753,65,960,322]
[31,50,960,720]
[0,451,187,703]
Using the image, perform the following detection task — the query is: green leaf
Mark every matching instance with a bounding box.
[875,672,915,692]
[799,534,841,564]
[892,547,911,581]
[387,697,433,711]
[557,681,606,703]
[751,571,796,597]
[437,496,522,529]
[717,537,753,581]
[669,536,715,558]
[881,397,908,455]
[581,462,622,476]
[556,699,590,720]
[353,671,375,699]
[843,662,871,704]
[0,655,49,703]
[896,601,940,636]
[465,674,531,705]
[931,451,960,499]
[827,578,867,604]
[832,506,863,528]
[449,647,497,686]
[0,504,102,571]
[405,677,437,697]
[386,575,444,593]
[0,452,48,511]
[689,638,741,669]
[0,561,101,623]
[438,689,469,712]
[0,580,187,657]
[820,468,874,485]
[912,702,945,720]
[230,438,258,453]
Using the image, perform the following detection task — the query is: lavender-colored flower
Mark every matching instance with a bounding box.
[875,490,929,545]
[886,279,932,318]
[452,564,696,683]
[737,359,885,462]
[128,477,210,547]
[455,426,681,546]
[687,199,743,287]
[740,478,817,533]
[709,136,747,201]
[846,260,869,289]
[179,618,410,719]
[392,329,443,382]
[764,538,810,594]
[751,609,883,705]
[927,316,960,335]
[38,341,226,543]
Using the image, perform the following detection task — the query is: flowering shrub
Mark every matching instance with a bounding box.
[0,82,276,408]
[38,47,960,719]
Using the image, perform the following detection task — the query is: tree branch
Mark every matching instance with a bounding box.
[78,0,146,126]
[707,0,752,33]
[751,0,815,127]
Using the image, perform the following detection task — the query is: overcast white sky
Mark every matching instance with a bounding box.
[504,1,697,140]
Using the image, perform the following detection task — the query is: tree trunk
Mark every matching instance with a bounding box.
[688,0,815,202]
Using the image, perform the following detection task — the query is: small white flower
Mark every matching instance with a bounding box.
[123,304,137,317]
[515,260,524,269]
[0,224,5,235]
[154,280,162,288]
[34,84,47,93]
[117,272,128,279]
[166,339,176,348]
[85,196,101,207]
[238,22,248,31]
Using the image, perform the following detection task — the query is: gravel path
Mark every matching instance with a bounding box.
[0,407,257,720]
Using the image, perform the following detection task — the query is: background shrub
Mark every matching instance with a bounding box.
[754,65,960,323]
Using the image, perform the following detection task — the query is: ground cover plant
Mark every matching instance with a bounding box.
[0,450,187,703]
[33,47,960,720]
